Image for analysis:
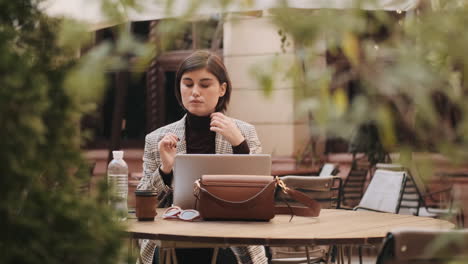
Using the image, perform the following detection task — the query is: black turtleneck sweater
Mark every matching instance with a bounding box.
[159,113,250,185]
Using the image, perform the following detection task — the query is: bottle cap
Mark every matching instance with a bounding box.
[112,150,124,159]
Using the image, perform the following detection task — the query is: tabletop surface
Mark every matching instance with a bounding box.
[127,209,454,246]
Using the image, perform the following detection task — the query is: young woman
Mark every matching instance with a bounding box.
[137,50,267,264]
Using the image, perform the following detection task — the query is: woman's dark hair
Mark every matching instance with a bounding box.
[175,50,232,113]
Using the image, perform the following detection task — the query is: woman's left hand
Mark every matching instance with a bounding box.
[210,112,245,146]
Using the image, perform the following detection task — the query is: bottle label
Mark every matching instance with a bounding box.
[107,173,128,220]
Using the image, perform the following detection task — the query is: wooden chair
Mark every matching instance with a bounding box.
[270,176,342,264]
[277,175,342,212]
[376,228,468,264]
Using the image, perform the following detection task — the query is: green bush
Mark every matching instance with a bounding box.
[0,1,126,263]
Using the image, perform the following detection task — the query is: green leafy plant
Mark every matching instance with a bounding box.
[5,0,467,262]
[268,3,468,162]
[0,1,146,263]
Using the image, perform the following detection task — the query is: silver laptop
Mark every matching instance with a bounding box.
[173,154,271,209]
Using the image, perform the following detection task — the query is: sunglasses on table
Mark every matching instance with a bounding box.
[163,206,201,221]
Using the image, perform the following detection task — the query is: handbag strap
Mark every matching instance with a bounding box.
[275,177,321,217]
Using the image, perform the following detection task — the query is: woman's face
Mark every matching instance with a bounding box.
[180,68,226,117]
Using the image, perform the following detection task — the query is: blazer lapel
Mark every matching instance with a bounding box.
[172,115,187,154]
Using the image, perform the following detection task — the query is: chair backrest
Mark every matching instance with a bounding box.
[276,176,342,209]
[376,228,468,264]
[341,168,369,207]
[355,169,407,213]
[340,154,372,207]
[376,163,456,218]
[318,163,337,177]
[398,176,421,215]
[376,163,421,214]
[407,163,429,196]
[408,163,455,217]
[376,163,405,171]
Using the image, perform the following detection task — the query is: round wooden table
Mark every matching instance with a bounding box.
[127,209,454,246]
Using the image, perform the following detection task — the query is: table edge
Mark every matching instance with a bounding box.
[129,232,386,246]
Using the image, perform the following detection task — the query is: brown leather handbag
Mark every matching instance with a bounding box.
[193,175,321,221]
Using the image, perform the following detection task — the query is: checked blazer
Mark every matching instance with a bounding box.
[137,114,267,264]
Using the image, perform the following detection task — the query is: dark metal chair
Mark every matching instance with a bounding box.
[318,163,339,177]
[354,169,407,214]
[341,157,371,208]
[407,164,460,220]
[351,169,408,264]
[376,163,464,227]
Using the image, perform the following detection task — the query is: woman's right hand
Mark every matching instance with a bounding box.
[158,133,179,174]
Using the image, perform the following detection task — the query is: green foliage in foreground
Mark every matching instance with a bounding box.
[0,1,126,263]
[269,2,468,163]
[3,0,468,262]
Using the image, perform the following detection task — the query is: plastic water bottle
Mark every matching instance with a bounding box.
[107,150,128,220]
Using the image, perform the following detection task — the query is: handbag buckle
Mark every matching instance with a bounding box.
[276,176,290,194]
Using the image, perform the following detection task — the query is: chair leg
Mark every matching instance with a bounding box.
[165,249,171,264]
[211,248,219,264]
[326,245,335,264]
[159,248,165,264]
[358,246,363,264]
[305,246,311,264]
[329,245,336,264]
[171,248,178,264]
[457,208,465,227]
[340,246,345,264]
[335,246,341,264]
[347,246,351,264]
[461,210,465,227]
[128,238,133,259]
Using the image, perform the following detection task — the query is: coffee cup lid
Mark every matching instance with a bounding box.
[135,190,158,196]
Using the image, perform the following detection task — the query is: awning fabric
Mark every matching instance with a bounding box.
[41,0,420,30]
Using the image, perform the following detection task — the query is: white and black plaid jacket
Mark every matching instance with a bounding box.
[137,115,267,264]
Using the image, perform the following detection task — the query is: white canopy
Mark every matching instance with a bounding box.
[41,0,420,30]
